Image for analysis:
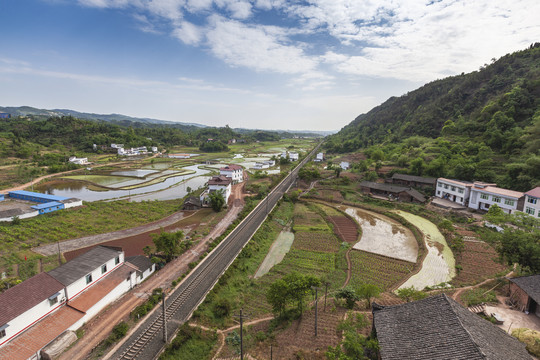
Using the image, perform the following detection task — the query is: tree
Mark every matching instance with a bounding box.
[266,272,321,317]
[335,287,359,309]
[335,167,342,178]
[208,189,225,212]
[266,278,289,315]
[356,283,380,309]
[151,229,191,262]
[484,204,508,225]
[409,157,425,176]
[396,286,427,302]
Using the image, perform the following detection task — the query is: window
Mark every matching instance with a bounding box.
[528,197,538,204]
[437,191,441,195]
[493,197,501,203]
[0,329,5,339]
[86,274,93,284]
[526,207,536,215]
[458,188,464,194]
[438,183,442,188]
[480,193,489,200]
[101,264,107,274]
[444,184,448,189]
[504,199,515,206]
[115,256,120,265]
[451,186,456,192]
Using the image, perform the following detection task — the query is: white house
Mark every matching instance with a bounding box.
[0,246,155,359]
[340,161,350,170]
[68,156,88,165]
[200,176,232,206]
[289,152,299,161]
[263,160,275,167]
[468,182,524,214]
[151,147,158,153]
[523,187,540,218]
[314,152,324,162]
[252,162,269,170]
[435,178,473,206]
[219,165,243,183]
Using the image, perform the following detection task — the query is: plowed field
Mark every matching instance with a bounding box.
[452,240,508,286]
[327,215,358,243]
[293,231,340,253]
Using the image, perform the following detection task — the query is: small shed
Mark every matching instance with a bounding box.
[389,173,436,189]
[183,196,201,210]
[508,275,540,318]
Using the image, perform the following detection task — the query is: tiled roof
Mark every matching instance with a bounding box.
[0,272,64,326]
[476,186,524,199]
[126,256,153,273]
[220,164,243,171]
[359,181,408,193]
[208,176,232,186]
[437,178,473,187]
[373,294,531,360]
[525,187,540,198]
[48,246,122,286]
[509,275,540,304]
[392,173,436,184]
[406,188,426,202]
[0,306,84,360]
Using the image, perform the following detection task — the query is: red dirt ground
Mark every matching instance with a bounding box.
[452,241,509,286]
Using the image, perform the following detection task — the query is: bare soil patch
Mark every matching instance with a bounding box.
[452,241,508,286]
[327,216,358,243]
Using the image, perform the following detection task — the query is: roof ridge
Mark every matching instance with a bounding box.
[443,294,488,359]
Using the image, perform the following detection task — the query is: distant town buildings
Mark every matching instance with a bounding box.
[68,156,88,165]
[0,113,11,119]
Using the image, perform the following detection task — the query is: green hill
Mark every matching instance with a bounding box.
[326,43,540,191]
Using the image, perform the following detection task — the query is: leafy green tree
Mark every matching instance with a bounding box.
[266,272,321,316]
[266,278,289,315]
[409,158,425,176]
[335,287,359,309]
[356,283,380,309]
[484,204,507,225]
[151,229,191,262]
[208,190,225,212]
[335,167,342,178]
[396,286,427,302]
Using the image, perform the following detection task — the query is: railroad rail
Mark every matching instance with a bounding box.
[109,141,322,360]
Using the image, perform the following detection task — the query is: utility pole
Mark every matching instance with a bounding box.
[57,241,62,265]
[162,292,167,343]
[233,309,250,359]
[311,286,323,337]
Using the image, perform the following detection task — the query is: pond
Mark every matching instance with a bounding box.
[36,165,211,202]
[339,206,418,263]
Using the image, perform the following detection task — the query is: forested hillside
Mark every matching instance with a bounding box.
[326,43,540,191]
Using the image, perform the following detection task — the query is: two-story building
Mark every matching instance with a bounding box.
[0,246,155,360]
[219,165,243,184]
[200,176,232,206]
[435,178,473,206]
[468,182,524,214]
[523,187,540,218]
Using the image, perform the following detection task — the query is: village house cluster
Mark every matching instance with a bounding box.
[198,164,244,207]
[93,143,158,156]
[0,246,155,359]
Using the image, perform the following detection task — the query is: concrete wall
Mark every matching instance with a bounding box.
[468,190,520,214]
[65,254,124,301]
[208,184,231,203]
[63,200,83,209]
[0,293,65,348]
[435,179,470,205]
[524,195,540,218]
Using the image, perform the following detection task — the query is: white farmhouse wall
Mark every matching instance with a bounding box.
[65,255,124,301]
[0,293,65,348]
[435,179,470,205]
[468,190,520,214]
[63,200,83,209]
[208,184,231,203]
[524,195,540,218]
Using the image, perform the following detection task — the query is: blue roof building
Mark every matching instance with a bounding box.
[8,190,68,203]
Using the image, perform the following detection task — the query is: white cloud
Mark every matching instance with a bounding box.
[206,16,318,74]
[77,0,132,8]
[172,21,204,44]
[215,0,252,19]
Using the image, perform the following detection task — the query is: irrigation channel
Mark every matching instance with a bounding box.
[107,142,322,360]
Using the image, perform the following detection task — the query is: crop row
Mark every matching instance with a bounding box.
[293,231,340,253]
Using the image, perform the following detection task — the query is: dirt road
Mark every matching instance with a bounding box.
[58,183,246,360]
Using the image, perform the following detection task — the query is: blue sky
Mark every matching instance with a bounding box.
[0,0,538,131]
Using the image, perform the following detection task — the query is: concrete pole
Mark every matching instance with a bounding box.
[162,293,167,343]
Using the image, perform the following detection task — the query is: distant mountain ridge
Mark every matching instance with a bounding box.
[0,106,334,136]
[0,106,207,128]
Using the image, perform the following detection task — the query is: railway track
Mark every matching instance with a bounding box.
[110,142,322,360]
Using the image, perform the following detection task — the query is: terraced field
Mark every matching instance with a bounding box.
[348,250,415,291]
[293,231,340,253]
[452,240,508,286]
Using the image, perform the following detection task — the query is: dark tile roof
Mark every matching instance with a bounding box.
[48,246,122,286]
[359,181,408,193]
[406,188,427,202]
[373,294,531,360]
[392,173,436,184]
[183,196,201,207]
[0,272,64,326]
[126,256,153,273]
[208,175,232,186]
[509,275,540,304]
[220,164,243,171]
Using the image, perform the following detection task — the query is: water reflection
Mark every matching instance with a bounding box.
[36,165,210,202]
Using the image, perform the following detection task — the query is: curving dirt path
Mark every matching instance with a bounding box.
[452,270,513,301]
[58,183,246,360]
[342,248,352,288]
